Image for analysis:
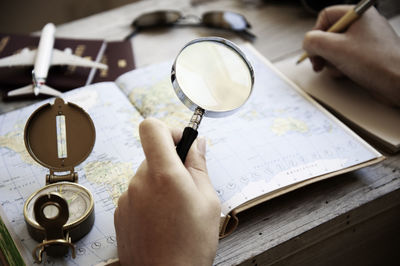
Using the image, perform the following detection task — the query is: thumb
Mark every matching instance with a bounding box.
[303,30,347,66]
[185,137,216,199]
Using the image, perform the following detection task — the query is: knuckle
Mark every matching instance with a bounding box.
[321,5,338,17]
[113,206,120,224]
[127,182,137,194]
[127,180,139,198]
[303,32,315,49]
[187,165,207,177]
[303,31,323,53]
[208,194,221,213]
[113,205,119,217]
[316,7,335,30]
[150,166,182,186]
[116,192,126,210]
[317,8,328,22]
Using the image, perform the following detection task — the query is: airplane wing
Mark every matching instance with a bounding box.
[7,84,35,97]
[0,49,36,67]
[0,48,107,69]
[51,49,108,69]
[8,84,62,97]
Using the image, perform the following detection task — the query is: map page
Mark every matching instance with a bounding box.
[116,44,382,215]
[0,83,144,265]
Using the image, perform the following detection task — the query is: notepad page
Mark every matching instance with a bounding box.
[275,55,400,153]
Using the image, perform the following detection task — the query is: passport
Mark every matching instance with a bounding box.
[0,33,135,99]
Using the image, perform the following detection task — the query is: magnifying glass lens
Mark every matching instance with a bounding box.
[172,37,254,162]
[175,41,252,113]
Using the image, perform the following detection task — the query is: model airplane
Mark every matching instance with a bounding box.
[0,23,107,97]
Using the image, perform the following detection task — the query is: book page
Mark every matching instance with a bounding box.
[0,82,144,264]
[116,44,382,215]
[275,56,400,152]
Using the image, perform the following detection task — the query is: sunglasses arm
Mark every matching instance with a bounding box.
[239,29,256,42]
[124,29,139,40]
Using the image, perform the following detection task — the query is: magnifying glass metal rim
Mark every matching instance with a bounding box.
[171,36,255,118]
[172,37,255,163]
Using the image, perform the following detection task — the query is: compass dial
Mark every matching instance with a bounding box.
[24,182,94,229]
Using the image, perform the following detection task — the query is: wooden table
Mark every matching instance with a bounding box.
[1,0,399,265]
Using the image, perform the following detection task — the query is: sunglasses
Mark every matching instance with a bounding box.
[124,10,256,41]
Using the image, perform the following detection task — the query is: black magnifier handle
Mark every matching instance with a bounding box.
[176,107,204,163]
[176,127,198,162]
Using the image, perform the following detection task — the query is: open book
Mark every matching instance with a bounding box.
[275,56,400,153]
[0,44,383,265]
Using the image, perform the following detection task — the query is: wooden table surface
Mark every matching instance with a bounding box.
[1,0,400,265]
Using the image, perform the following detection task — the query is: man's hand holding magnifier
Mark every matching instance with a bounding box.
[114,118,221,266]
[114,37,253,265]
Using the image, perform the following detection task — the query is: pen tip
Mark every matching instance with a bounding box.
[296,59,304,65]
[296,57,307,65]
[296,52,308,65]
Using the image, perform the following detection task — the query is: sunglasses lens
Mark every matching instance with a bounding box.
[202,11,250,31]
[133,10,181,28]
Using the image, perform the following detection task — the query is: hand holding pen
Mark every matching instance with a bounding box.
[298,3,400,107]
[297,0,376,64]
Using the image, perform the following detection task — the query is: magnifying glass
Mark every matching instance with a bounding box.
[171,37,254,162]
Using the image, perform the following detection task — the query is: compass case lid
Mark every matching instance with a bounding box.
[24,98,95,172]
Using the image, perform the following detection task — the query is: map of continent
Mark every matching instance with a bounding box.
[0,124,38,166]
[85,161,134,206]
[271,117,309,136]
[118,62,192,129]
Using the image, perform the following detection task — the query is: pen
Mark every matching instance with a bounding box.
[296,0,377,64]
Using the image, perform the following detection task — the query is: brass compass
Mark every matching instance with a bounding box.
[23,98,95,262]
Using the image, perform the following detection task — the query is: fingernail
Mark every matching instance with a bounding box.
[197,137,206,156]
